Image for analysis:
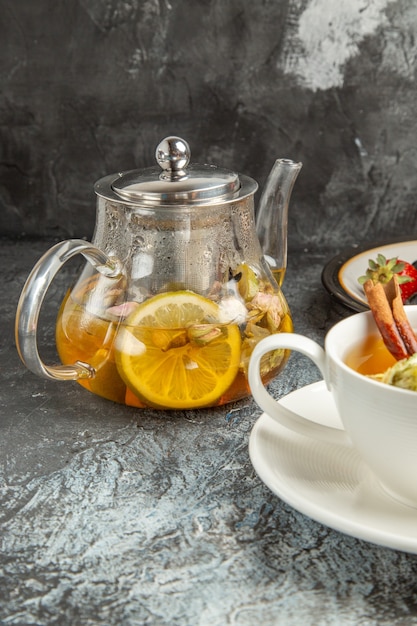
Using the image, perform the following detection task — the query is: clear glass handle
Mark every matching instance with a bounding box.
[15,239,123,381]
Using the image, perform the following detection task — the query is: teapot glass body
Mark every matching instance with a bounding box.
[16,137,297,410]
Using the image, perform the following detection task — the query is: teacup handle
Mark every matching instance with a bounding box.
[15,239,123,382]
[248,333,349,445]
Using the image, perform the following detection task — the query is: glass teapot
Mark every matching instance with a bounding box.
[15,137,301,410]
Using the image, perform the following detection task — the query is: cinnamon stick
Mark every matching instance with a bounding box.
[384,278,417,356]
[363,276,417,360]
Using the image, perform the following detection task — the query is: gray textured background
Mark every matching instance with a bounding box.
[2,0,417,246]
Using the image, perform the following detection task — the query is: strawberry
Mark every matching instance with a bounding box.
[358,254,417,303]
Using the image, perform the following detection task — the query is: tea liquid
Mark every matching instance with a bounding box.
[271,267,286,287]
[344,334,397,376]
[56,286,293,409]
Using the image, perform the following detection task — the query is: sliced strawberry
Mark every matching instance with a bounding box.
[358,254,417,303]
[397,261,417,302]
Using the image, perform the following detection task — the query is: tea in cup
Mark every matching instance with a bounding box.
[248,305,417,508]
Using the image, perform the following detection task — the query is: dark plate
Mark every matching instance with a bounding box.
[321,240,417,312]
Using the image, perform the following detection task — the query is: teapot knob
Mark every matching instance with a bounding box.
[156,136,190,177]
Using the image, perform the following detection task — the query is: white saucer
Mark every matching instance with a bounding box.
[249,381,417,553]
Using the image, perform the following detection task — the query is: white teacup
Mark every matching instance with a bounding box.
[248,305,417,508]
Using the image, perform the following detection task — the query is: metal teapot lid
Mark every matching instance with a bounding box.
[95,136,257,206]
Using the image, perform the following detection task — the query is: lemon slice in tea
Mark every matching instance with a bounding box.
[115,291,241,409]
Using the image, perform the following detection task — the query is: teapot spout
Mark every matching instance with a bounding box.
[256,158,302,286]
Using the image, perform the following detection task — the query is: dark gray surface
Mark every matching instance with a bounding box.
[2,239,417,626]
[2,1,417,247]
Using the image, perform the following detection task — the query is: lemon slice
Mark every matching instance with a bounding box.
[115,291,241,409]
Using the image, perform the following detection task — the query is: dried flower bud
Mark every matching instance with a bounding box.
[187,324,223,346]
